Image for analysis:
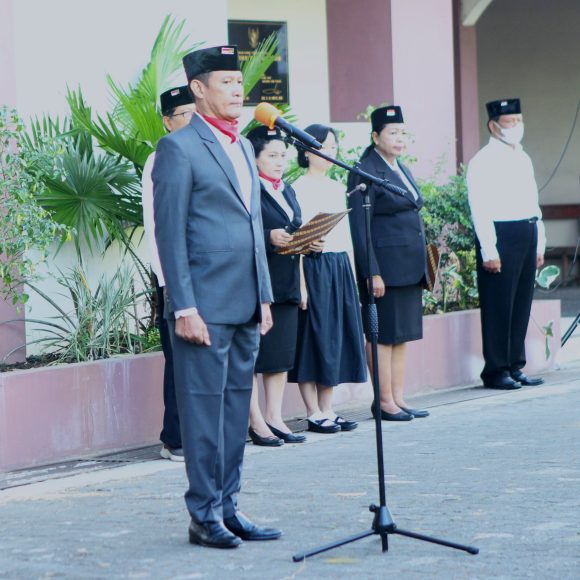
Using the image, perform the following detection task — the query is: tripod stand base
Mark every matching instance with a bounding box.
[292,504,479,561]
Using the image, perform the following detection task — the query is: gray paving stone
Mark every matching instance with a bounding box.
[0,377,579,579]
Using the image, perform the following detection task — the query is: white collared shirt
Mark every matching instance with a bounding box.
[197,113,252,210]
[467,137,546,262]
[292,174,354,255]
[377,153,419,201]
[174,114,254,319]
[260,178,293,219]
[142,152,164,287]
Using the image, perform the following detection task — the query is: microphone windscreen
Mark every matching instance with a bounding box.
[254,102,280,129]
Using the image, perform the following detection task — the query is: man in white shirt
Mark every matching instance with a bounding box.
[142,86,196,461]
[467,98,545,390]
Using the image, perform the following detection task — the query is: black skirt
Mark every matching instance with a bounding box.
[361,284,423,345]
[288,252,367,386]
[255,302,299,374]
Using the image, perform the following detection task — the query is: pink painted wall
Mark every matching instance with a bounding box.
[390,0,457,180]
[326,0,394,122]
[0,353,164,472]
[0,301,560,472]
[270,301,561,418]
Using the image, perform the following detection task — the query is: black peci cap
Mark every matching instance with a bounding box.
[246,125,284,144]
[371,105,404,133]
[182,45,240,81]
[486,98,521,119]
[159,85,194,115]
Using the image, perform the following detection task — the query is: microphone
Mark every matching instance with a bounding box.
[346,183,367,197]
[254,103,323,149]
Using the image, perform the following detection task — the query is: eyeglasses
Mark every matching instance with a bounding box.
[170,110,195,120]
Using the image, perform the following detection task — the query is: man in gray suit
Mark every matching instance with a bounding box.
[153,45,280,549]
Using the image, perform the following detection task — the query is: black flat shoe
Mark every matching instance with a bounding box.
[482,377,521,390]
[266,423,306,443]
[399,406,430,418]
[307,418,341,433]
[334,416,358,431]
[224,511,282,541]
[188,520,242,549]
[510,371,544,386]
[371,404,414,422]
[248,428,284,447]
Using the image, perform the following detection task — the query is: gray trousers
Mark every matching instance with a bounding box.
[169,320,260,524]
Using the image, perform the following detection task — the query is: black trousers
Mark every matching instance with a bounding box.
[155,278,182,449]
[476,220,537,382]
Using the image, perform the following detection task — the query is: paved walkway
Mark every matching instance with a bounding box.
[1,369,579,579]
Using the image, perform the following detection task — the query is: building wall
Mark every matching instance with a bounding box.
[228,0,330,128]
[9,0,227,118]
[476,0,580,246]
[2,0,228,347]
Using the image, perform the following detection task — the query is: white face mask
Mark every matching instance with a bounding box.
[496,122,524,145]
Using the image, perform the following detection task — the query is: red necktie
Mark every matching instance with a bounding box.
[202,115,239,143]
[259,171,282,191]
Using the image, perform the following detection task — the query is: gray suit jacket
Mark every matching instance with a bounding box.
[152,115,273,325]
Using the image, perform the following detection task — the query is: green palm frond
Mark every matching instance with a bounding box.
[110,16,202,144]
[22,115,74,150]
[67,87,153,170]
[136,15,202,103]
[36,140,142,254]
[107,76,165,147]
[241,33,280,96]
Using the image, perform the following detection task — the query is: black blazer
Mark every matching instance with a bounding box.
[347,149,427,287]
[261,182,302,304]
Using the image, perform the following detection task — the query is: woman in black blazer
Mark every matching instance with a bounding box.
[245,126,310,446]
[347,105,429,422]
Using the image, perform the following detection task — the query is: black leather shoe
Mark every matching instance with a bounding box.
[188,520,242,549]
[307,418,341,433]
[248,428,284,447]
[371,404,414,421]
[334,416,358,431]
[266,423,306,443]
[510,371,544,386]
[399,406,430,418]
[224,511,282,541]
[482,376,521,390]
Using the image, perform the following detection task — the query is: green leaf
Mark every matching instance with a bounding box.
[241,32,280,97]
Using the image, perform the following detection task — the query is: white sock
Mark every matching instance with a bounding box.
[308,411,324,421]
[321,411,337,421]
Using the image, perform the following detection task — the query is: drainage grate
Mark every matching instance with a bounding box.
[0,445,163,491]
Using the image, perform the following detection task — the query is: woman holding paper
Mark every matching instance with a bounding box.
[288,124,367,434]
[347,106,429,422]
[245,125,309,446]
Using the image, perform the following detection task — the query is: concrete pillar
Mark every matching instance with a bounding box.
[326,0,394,122]
[390,0,457,179]
[457,23,481,164]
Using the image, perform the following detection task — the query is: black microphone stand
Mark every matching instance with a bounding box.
[285,136,479,562]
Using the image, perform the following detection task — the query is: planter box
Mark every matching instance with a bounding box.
[0,353,164,473]
[276,300,561,417]
[0,300,560,473]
